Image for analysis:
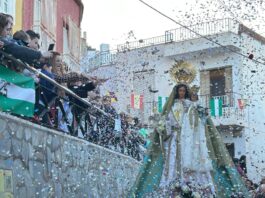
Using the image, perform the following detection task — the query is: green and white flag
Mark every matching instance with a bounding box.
[158,96,168,113]
[210,98,223,117]
[0,65,35,117]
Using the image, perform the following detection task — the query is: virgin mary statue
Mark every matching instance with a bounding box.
[128,61,250,198]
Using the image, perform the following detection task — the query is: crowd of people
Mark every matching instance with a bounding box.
[1,14,264,195]
[0,12,149,161]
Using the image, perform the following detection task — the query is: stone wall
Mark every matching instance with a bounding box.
[0,112,140,198]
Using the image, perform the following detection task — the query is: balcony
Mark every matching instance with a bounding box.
[117,18,239,51]
[85,18,240,69]
[83,51,117,71]
[200,93,246,127]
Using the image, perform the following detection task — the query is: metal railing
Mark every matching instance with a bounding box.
[117,18,239,51]
[0,50,145,161]
[117,35,168,52]
[199,92,245,121]
[85,51,117,70]
[221,107,245,120]
[200,92,235,108]
[84,18,239,69]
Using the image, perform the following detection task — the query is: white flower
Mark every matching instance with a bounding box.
[174,181,181,188]
[181,185,190,192]
[192,192,201,198]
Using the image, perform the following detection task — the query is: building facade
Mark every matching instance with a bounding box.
[83,18,265,183]
[21,0,84,71]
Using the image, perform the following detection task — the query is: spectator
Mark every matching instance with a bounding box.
[0,13,13,38]
[51,53,95,85]
[12,30,40,82]
[13,30,30,46]
[34,62,57,125]
[26,30,40,50]
[39,62,56,105]
[0,13,52,65]
[101,96,117,116]
[233,158,245,176]
[255,184,265,198]
[239,155,247,174]
[50,53,74,133]
[98,96,118,147]
[261,177,265,185]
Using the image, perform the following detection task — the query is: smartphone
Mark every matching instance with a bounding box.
[48,43,55,51]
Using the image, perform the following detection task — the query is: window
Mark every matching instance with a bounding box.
[4,0,7,13]
[0,0,15,18]
[62,22,80,71]
[41,0,57,37]
[33,0,56,51]
[210,69,226,97]
[67,16,81,61]
[226,143,235,159]
[63,26,70,55]
[33,0,41,25]
[200,66,233,107]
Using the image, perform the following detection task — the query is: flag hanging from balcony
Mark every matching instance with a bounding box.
[158,96,168,113]
[0,65,35,117]
[131,94,144,110]
[210,98,223,117]
[238,99,246,110]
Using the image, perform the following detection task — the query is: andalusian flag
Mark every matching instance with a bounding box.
[158,96,168,113]
[131,94,143,110]
[210,98,223,117]
[0,65,35,117]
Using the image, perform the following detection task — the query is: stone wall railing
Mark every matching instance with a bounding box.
[0,112,140,198]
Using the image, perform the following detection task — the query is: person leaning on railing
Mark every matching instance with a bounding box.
[0,13,52,66]
[11,30,40,82]
[26,30,40,51]
[50,52,88,133]
[66,75,107,136]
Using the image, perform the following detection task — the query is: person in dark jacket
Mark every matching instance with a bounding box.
[0,13,52,65]
[13,30,30,47]
[26,30,40,50]
[36,62,57,126]
[39,63,56,104]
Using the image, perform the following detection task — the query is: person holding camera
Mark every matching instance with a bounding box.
[0,13,52,66]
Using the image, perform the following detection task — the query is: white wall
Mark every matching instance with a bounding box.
[221,131,246,159]
[86,30,265,182]
[239,32,265,183]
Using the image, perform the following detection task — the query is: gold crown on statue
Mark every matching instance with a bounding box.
[190,85,200,94]
[169,60,197,84]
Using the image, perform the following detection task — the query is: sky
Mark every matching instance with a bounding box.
[81,0,181,50]
[81,0,265,50]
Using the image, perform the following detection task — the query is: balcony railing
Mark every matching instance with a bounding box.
[200,93,235,108]
[199,93,246,124]
[221,107,245,120]
[117,18,239,51]
[0,50,145,161]
[84,18,239,69]
[84,51,117,71]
